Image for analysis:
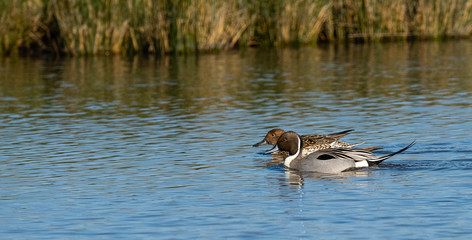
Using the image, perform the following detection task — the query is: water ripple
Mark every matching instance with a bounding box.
[2,42,472,239]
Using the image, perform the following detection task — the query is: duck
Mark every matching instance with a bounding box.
[253,128,364,157]
[272,131,415,174]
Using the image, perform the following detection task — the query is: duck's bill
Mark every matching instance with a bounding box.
[264,145,279,154]
[252,139,268,147]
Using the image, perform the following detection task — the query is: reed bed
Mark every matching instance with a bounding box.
[1,0,472,56]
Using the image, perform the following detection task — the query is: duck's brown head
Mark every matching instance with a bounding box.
[276,131,302,156]
[252,128,285,147]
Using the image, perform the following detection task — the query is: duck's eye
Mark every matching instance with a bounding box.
[271,134,275,137]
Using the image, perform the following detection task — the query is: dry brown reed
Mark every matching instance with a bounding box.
[1,0,472,56]
[0,0,45,55]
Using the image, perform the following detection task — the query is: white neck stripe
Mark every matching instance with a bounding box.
[284,136,300,167]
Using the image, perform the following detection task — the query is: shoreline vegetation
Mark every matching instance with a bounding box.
[1,0,472,56]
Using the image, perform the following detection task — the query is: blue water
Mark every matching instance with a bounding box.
[1,41,472,239]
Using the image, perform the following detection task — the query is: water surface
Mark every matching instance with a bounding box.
[1,41,472,239]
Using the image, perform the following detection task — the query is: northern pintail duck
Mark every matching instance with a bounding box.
[272,131,415,173]
[253,128,363,157]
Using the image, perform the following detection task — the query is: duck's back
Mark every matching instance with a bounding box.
[301,136,357,153]
[291,150,357,173]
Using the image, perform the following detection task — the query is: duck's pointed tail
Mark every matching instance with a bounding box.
[325,129,354,139]
[367,141,416,166]
[357,145,382,152]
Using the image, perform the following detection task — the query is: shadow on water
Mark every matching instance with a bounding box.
[268,165,378,186]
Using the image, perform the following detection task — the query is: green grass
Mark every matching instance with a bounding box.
[1,0,472,56]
